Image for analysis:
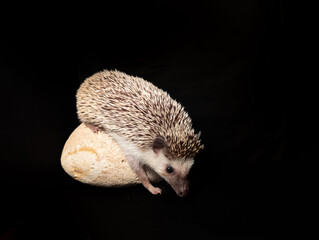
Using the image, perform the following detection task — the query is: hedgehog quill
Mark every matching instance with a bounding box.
[76,70,203,197]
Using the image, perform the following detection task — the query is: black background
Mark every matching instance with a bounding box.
[0,1,315,239]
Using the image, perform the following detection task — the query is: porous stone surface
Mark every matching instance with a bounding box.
[61,123,161,187]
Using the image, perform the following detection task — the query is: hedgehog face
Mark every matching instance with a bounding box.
[147,137,195,197]
[159,158,194,197]
[142,146,195,197]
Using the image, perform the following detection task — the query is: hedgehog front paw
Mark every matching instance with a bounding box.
[149,187,162,195]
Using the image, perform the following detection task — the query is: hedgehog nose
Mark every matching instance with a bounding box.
[178,189,189,197]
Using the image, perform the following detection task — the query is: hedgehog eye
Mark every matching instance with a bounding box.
[166,166,174,174]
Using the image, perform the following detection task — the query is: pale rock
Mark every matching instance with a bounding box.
[61,123,161,187]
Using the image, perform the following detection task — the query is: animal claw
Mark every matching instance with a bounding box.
[150,187,162,195]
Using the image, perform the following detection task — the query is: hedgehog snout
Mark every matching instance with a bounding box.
[177,187,189,197]
[167,177,189,198]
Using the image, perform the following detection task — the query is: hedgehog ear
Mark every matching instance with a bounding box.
[152,137,167,155]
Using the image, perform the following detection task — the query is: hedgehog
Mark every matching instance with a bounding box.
[76,70,203,197]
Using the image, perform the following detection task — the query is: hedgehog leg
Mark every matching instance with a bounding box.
[136,166,162,195]
[85,123,104,133]
[125,155,162,195]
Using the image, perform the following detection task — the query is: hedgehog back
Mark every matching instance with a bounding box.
[76,70,202,158]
